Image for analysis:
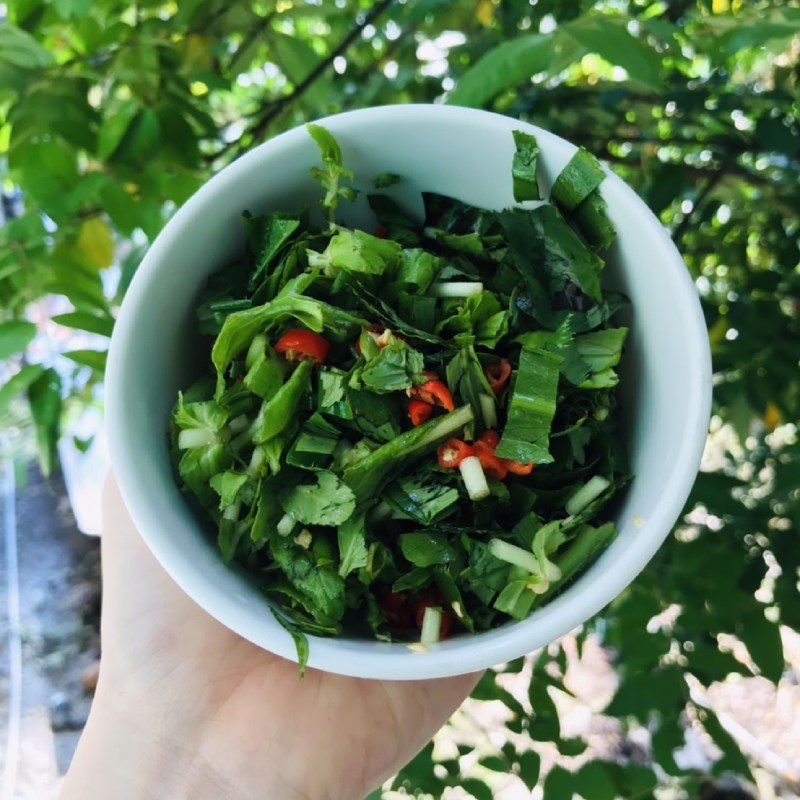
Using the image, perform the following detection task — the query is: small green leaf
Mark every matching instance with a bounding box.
[447,34,554,108]
[543,766,574,800]
[528,678,561,741]
[0,320,36,360]
[270,608,310,678]
[563,16,663,89]
[699,707,753,780]
[0,364,45,418]
[606,665,687,721]
[337,513,368,577]
[511,130,540,201]
[51,312,114,338]
[573,761,617,800]
[0,25,55,68]
[517,750,541,789]
[461,778,492,800]
[279,471,356,526]
[270,32,329,107]
[737,605,784,683]
[28,368,62,476]
[63,349,108,372]
[97,99,139,160]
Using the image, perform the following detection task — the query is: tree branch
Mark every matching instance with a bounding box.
[211,0,396,161]
[227,9,278,75]
[672,169,725,242]
[569,138,788,191]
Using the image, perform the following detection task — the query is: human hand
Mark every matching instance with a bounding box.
[61,475,479,800]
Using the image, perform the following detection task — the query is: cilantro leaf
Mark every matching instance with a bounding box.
[279,470,356,526]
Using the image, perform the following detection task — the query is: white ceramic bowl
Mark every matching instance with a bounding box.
[106,105,711,680]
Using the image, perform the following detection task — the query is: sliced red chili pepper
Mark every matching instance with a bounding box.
[484,359,512,394]
[375,223,387,239]
[437,438,473,468]
[378,591,413,628]
[408,400,434,426]
[474,440,509,480]
[274,328,330,365]
[474,429,508,479]
[477,430,533,476]
[411,377,455,411]
[478,429,500,449]
[506,459,534,475]
[414,600,454,639]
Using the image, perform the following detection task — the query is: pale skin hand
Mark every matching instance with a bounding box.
[61,476,479,800]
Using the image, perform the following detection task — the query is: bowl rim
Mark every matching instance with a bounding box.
[106,104,712,680]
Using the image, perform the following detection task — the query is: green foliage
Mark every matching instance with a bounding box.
[1,0,798,797]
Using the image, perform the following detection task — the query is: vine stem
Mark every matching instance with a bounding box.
[672,169,725,243]
[212,0,396,162]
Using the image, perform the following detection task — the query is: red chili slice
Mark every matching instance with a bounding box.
[484,360,512,394]
[411,376,455,411]
[473,441,509,480]
[274,328,330,365]
[375,223,388,239]
[408,400,434,426]
[478,429,500,449]
[437,438,473,468]
[473,431,508,480]
[476,429,533,477]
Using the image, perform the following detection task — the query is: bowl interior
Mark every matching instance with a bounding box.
[107,105,710,680]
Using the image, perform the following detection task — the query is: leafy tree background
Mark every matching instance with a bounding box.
[1,0,798,797]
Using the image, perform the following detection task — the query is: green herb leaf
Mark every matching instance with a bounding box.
[270,608,310,678]
[360,336,425,394]
[279,470,356,526]
[307,123,354,221]
[399,531,460,568]
[252,359,313,444]
[308,229,401,276]
[243,212,301,288]
[337,512,368,577]
[500,205,603,303]
[210,470,248,508]
[384,471,460,525]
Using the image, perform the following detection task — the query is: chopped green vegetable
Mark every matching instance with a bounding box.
[344,404,474,502]
[358,336,425,394]
[573,189,617,249]
[374,172,401,189]
[308,228,401,276]
[252,359,313,443]
[551,147,605,211]
[495,346,561,464]
[512,130,541,201]
[170,124,629,667]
